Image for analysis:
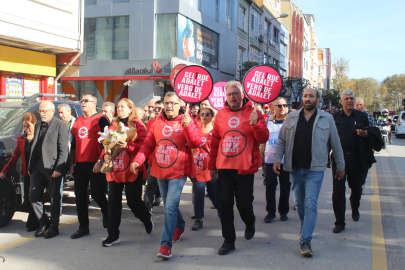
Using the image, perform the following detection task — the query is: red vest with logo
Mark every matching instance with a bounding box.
[215,107,255,171]
[71,114,103,163]
[193,130,211,182]
[150,118,190,179]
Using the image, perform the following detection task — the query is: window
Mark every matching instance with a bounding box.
[280,43,287,56]
[238,5,247,31]
[251,9,259,39]
[264,19,271,36]
[238,47,246,65]
[113,0,129,3]
[85,0,96,5]
[318,66,322,75]
[249,46,260,62]
[84,16,129,60]
[190,0,201,11]
[306,60,309,71]
[273,27,279,43]
[273,59,279,67]
[155,14,177,59]
[215,0,219,22]
[225,0,233,29]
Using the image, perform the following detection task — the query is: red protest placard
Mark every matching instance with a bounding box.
[208,81,227,111]
[242,65,283,104]
[170,64,187,87]
[174,65,213,103]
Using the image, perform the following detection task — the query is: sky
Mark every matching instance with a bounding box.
[295,0,405,82]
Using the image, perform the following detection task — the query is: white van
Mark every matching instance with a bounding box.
[395,111,405,138]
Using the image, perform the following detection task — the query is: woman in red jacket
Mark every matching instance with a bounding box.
[101,98,153,247]
[191,107,221,231]
[0,112,39,231]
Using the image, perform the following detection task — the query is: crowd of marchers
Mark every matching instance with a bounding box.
[0,82,383,259]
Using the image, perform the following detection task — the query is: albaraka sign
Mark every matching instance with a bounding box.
[125,67,153,75]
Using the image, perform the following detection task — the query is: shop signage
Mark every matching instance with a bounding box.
[242,65,283,104]
[174,65,213,103]
[125,67,154,75]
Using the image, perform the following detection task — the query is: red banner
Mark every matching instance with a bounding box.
[208,81,227,111]
[170,64,186,87]
[174,65,213,103]
[242,65,283,104]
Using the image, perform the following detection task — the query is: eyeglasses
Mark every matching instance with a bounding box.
[38,109,53,114]
[79,99,94,103]
[226,92,241,97]
[164,102,179,106]
[276,104,287,108]
[201,113,211,116]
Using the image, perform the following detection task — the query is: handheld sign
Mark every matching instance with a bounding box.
[242,65,283,104]
[174,65,213,104]
[208,81,227,111]
[170,64,187,87]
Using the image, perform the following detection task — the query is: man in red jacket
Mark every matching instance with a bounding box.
[209,81,269,255]
[130,91,202,259]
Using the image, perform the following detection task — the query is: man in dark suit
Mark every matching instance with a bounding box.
[29,101,68,239]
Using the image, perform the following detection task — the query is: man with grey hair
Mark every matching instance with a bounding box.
[354,97,376,127]
[101,102,115,123]
[142,99,156,125]
[331,89,369,234]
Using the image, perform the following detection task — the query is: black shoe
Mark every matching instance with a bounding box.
[245,219,255,240]
[153,197,162,206]
[333,224,345,233]
[264,213,276,223]
[300,240,313,257]
[103,214,108,228]
[35,223,49,237]
[280,214,288,221]
[44,227,59,239]
[71,228,90,239]
[144,217,154,234]
[102,237,120,247]
[192,220,203,231]
[352,212,360,222]
[218,241,235,255]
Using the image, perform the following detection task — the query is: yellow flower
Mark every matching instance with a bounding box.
[102,139,109,145]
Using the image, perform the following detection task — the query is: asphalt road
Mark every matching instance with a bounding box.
[1,136,405,270]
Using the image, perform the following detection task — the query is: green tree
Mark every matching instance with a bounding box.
[322,89,342,109]
[350,77,381,112]
[332,57,351,92]
[380,73,405,111]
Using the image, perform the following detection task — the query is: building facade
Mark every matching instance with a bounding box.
[0,0,83,100]
[318,48,332,90]
[63,0,238,107]
[304,14,317,89]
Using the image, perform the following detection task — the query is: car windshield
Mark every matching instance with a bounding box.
[402,113,405,120]
[0,107,28,136]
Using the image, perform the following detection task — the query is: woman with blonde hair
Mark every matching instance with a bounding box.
[101,98,152,247]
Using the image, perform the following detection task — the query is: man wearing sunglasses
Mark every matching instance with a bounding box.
[263,98,291,224]
[273,88,345,257]
[70,93,110,239]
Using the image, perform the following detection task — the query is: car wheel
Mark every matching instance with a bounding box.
[0,177,17,228]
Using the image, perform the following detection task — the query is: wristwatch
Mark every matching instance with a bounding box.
[98,160,104,165]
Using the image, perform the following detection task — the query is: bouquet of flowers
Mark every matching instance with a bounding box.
[98,122,138,173]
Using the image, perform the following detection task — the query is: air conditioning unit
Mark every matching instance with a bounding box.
[258,35,264,43]
[237,64,243,70]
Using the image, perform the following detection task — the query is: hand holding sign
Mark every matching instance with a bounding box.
[250,106,258,126]
[182,104,191,127]
[243,65,283,105]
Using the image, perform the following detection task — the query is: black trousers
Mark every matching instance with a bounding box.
[265,164,291,215]
[29,160,62,227]
[73,162,108,229]
[143,165,159,211]
[217,170,255,243]
[24,175,40,229]
[108,173,151,240]
[332,153,366,226]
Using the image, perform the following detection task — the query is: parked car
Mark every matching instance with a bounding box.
[392,115,399,132]
[0,94,81,228]
[395,111,405,138]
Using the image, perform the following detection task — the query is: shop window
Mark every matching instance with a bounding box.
[155,14,177,59]
[84,16,129,60]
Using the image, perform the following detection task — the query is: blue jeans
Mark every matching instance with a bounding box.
[157,176,187,248]
[191,179,221,218]
[290,168,324,244]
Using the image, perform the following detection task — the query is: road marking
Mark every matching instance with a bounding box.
[370,165,388,270]
[0,210,101,252]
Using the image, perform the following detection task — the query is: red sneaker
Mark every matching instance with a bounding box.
[172,228,185,243]
[157,246,172,259]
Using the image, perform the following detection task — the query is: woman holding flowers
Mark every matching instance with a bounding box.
[101,98,153,247]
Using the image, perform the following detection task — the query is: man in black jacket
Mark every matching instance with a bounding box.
[29,101,69,239]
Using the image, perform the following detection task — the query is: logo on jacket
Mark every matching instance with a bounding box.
[78,126,88,139]
[228,116,240,129]
[200,137,207,147]
[162,125,173,137]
